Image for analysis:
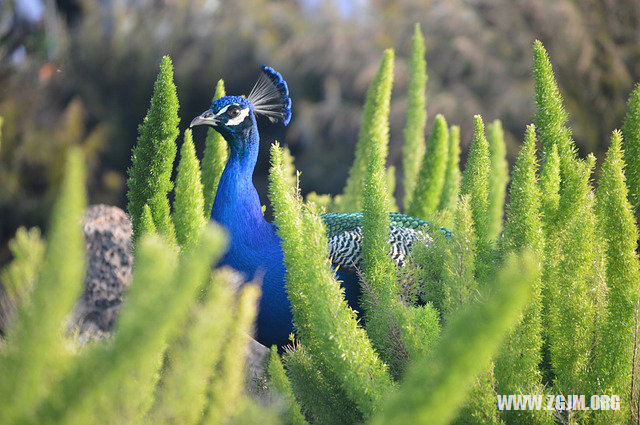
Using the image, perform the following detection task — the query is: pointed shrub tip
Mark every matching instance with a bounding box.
[623,84,640,208]
[414,22,423,36]
[532,40,547,60]
[473,114,484,132]
[214,79,226,100]
[161,55,173,69]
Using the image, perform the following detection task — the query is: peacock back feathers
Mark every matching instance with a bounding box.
[321,212,451,271]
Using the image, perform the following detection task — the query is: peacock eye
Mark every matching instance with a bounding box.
[228,106,241,118]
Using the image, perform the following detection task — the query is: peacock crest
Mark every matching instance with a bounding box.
[248,66,292,125]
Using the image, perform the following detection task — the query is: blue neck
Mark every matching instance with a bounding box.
[211,123,271,240]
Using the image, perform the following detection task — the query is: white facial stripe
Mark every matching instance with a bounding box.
[226,107,250,126]
[215,104,233,117]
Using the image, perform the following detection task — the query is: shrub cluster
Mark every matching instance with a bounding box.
[1,26,640,425]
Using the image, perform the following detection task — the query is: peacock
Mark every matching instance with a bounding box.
[190,67,442,348]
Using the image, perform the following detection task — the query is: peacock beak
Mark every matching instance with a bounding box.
[190,109,219,128]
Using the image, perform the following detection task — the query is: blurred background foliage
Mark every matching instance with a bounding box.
[0,0,639,263]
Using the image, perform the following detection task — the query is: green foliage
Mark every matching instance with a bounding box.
[0,115,3,153]
[337,49,395,212]
[268,346,308,425]
[461,115,491,280]
[31,225,227,424]
[413,195,477,320]
[623,83,640,211]
[407,115,449,219]
[531,42,605,402]
[359,56,404,373]
[486,120,508,242]
[0,139,272,425]
[373,252,539,425]
[305,192,333,211]
[148,269,235,425]
[174,129,206,248]
[282,145,299,191]
[500,125,544,256]
[0,227,45,309]
[0,148,86,424]
[539,143,560,229]
[590,130,640,423]
[269,142,393,419]
[201,79,228,217]
[532,40,576,173]
[494,126,548,424]
[44,235,177,425]
[5,31,640,425]
[545,155,600,395]
[441,196,498,423]
[438,125,461,212]
[140,203,157,236]
[413,226,448,315]
[233,400,281,425]
[386,166,398,212]
[441,196,477,317]
[402,23,428,209]
[127,55,179,243]
[456,368,501,425]
[284,344,358,425]
[203,284,260,425]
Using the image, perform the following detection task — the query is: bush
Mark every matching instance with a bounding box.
[1,29,640,425]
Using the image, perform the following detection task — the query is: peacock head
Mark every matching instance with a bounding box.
[190,66,291,142]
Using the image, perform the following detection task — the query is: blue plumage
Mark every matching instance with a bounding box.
[191,67,438,347]
[191,70,295,346]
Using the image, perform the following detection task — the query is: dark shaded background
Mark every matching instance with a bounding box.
[1,0,639,264]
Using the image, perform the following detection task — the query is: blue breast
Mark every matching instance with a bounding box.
[217,222,293,347]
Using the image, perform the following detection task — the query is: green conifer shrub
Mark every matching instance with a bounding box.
[623,83,640,212]
[359,56,406,373]
[305,192,333,211]
[174,129,206,248]
[385,165,398,212]
[402,23,428,209]
[530,41,608,404]
[373,252,539,425]
[486,119,508,242]
[590,130,640,424]
[460,115,491,280]
[0,148,86,424]
[267,346,308,425]
[438,125,461,213]
[337,49,395,212]
[407,115,449,220]
[31,225,227,425]
[494,125,550,424]
[140,203,157,236]
[203,284,260,425]
[533,40,576,174]
[201,79,228,217]
[269,142,393,419]
[0,227,45,313]
[539,143,560,229]
[3,31,640,425]
[441,195,477,318]
[284,344,358,425]
[127,56,179,243]
[148,269,235,425]
[545,156,599,396]
[360,91,441,376]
